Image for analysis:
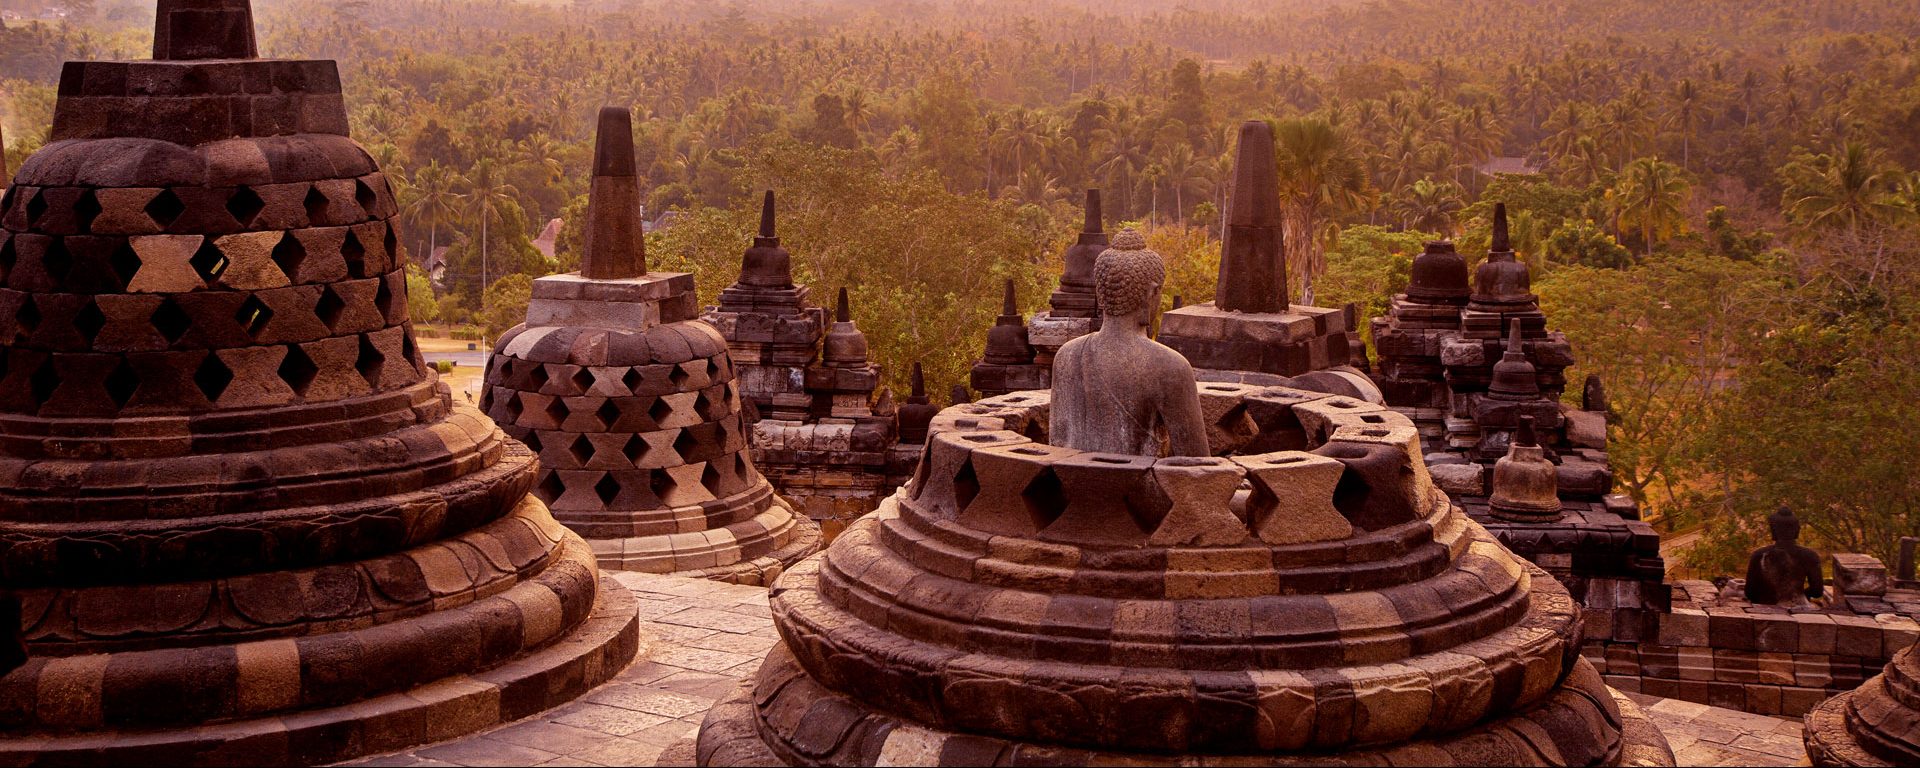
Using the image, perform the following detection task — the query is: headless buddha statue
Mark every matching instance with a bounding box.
[1050,229,1209,458]
[1744,506,1825,608]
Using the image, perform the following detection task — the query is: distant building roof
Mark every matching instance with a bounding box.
[532,217,563,259]
[1478,156,1542,176]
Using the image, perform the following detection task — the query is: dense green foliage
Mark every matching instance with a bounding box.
[5,0,1920,573]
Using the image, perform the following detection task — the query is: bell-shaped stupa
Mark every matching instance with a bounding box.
[482,107,818,585]
[0,3,636,762]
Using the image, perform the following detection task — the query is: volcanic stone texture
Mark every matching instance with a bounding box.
[1805,640,1920,766]
[0,32,634,766]
[696,386,1674,766]
[483,273,819,585]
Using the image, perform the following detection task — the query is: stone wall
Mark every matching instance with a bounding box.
[1581,580,1920,717]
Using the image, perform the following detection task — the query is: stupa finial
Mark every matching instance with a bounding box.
[1491,202,1511,253]
[1214,120,1287,313]
[153,0,258,61]
[836,287,851,323]
[758,190,777,240]
[580,106,647,280]
[1083,189,1103,234]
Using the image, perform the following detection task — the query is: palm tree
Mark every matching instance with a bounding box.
[1392,178,1465,234]
[1780,142,1913,237]
[1272,117,1370,305]
[1610,156,1690,256]
[1669,79,1700,170]
[402,162,465,271]
[462,158,522,342]
[1156,143,1209,221]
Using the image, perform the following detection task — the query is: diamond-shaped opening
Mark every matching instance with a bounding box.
[193,353,233,403]
[401,332,423,373]
[622,367,643,394]
[235,294,273,338]
[594,473,621,505]
[595,398,621,430]
[277,344,318,396]
[621,434,647,464]
[527,363,551,392]
[1020,468,1068,529]
[189,239,229,285]
[74,301,106,343]
[342,230,367,277]
[700,462,725,496]
[669,364,691,387]
[150,298,190,343]
[29,357,59,407]
[104,358,139,408]
[374,275,395,318]
[43,238,72,281]
[693,391,716,420]
[16,297,41,336]
[0,187,15,216]
[145,189,186,229]
[225,187,265,228]
[355,179,379,214]
[109,241,141,285]
[505,392,525,421]
[706,359,722,381]
[535,471,565,504]
[649,467,676,502]
[672,427,699,461]
[567,434,594,466]
[355,333,386,387]
[571,367,595,394]
[270,232,306,281]
[544,395,569,427]
[303,185,328,224]
[0,236,17,279]
[477,387,493,411]
[521,429,543,454]
[74,190,102,231]
[952,458,981,512]
[383,225,399,260]
[24,190,48,224]
[314,286,345,330]
[648,396,673,426]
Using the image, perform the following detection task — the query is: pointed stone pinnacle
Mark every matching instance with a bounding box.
[911,362,926,398]
[153,0,258,61]
[758,190,777,240]
[1001,280,1018,317]
[1492,202,1511,253]
[1215,120,1288,313]
[1516,415,1537,447]
[836,287,851,323]
[1083,189,1103,234]
[1504,319,1525,360]
[580,106,646,280]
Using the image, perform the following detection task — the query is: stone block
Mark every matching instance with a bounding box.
[1231,451,1349,545]
[1833,553,1889,597]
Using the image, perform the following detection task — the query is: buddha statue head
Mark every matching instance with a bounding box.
[1048,230,1209,457]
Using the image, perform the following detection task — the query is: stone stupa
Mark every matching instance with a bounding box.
[0,3,636,762]
[696,224,1674,766]
[482,107,819,585]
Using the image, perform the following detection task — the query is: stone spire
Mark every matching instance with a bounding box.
[153,0,258,60]
[1048,189,1110,319]
[1491,201,1512,254]
[897,362,938,444]
[738,190,794,288]
[823,287,871,367]
[1214,120,1287,313]
[983,279,1036,365]
[1488,319,1541,400]
[580,106,646,280]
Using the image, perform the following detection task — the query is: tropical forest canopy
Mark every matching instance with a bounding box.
[3,0,1919,576]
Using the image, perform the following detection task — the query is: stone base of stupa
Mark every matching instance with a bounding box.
[0,507,640,766]
[1160,303,1354,378]
[585,497,822,586]
[699,646,1674,766]
[1802,643,1920,767]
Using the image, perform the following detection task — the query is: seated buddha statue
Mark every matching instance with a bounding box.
[1050,229,1209,458]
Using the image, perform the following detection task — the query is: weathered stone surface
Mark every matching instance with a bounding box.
[0,8,635,763]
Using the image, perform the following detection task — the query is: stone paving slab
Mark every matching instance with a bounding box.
[341,572,1811,768]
